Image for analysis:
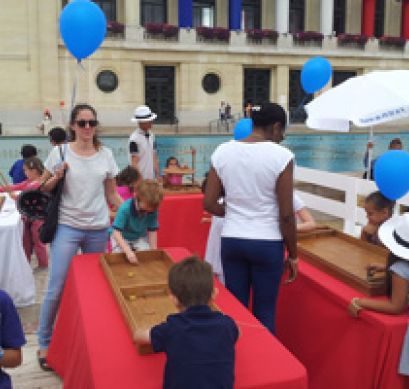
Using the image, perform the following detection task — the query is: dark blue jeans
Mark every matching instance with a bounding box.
[221,237,284,334]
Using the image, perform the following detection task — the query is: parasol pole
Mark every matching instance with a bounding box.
[366,126,374,180]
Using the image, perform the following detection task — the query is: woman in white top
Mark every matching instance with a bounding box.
[204,102,297,334]
[37,104,122,370]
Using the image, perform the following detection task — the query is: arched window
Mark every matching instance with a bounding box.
[242,0,261,30]
[289,0,305,33]
[374,0,385,38]
[141,0,167,25]
[93,0,117,21]
[333,0,346,35]
[193,0,215,28]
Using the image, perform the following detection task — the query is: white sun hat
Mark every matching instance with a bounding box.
[378,213,409,260]
[131,105,157,123]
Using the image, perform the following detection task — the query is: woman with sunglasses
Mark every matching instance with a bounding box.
[36,104,123,371]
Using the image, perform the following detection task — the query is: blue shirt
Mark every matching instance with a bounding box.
[112,199,158,241]
[0,290,26,389]
[150,305,239,389]
[8,160,26,184]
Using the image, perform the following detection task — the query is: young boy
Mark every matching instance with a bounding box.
[361,191,395,246]
[111,179,163,263]
[0,289,26,389]
[8,144,37,184]
[133,257,239,389]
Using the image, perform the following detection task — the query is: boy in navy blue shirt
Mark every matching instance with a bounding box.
[0,289,26,389]
[134,257,239,389]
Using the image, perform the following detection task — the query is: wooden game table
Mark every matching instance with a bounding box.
[276,259,409,389]
[47,248,308,389]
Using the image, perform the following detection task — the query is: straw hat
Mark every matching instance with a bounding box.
[378,213,409,260]
[131,105,157,123]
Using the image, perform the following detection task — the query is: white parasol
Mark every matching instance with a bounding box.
[305,70,409,178]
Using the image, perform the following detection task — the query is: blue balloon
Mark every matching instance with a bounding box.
[374,150,409,200]
[233,118,252,140]
[60,0,107,61]
[301,57,332,94]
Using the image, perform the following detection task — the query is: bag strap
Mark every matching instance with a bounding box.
[39,143,67,190]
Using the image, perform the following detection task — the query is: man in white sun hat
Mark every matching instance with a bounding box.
[128,105,159,180]
[348,213,409,376]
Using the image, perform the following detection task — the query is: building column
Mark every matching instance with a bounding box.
[320,0,334,35]
[361,0,376,37]
[179,0,193,28]
[276,65,289,111]
[402,0,409,39]
[345,0,362,34]
[229,0,242,30]
[125,0,140,26]
[275,0,289,34]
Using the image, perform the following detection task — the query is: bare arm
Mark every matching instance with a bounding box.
[349,273,408,316]
[104,178,123,210]
[276,161,297,259]
[296,207,316,232]
[147,230,157,249]
[276,161,298,283]
[112,229,138,264]
[40,164,67,193]
[203,167,225,217]
[0,348,22,368]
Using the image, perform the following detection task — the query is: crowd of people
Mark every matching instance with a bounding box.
[0,101,408,388]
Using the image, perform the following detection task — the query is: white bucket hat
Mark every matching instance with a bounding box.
[131,105,157,123]
[378,213,409,260]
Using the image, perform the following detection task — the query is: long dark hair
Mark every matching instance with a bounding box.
[68,104,101,150]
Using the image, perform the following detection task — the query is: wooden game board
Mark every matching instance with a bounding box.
[100,250,177,354]
[0,196,5,212]
[297,228,388,296]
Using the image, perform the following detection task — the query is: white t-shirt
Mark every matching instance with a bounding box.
[211,140,294,240]
[128,128,156,179]
[44,144,119,230]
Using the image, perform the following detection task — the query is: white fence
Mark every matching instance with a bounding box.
[295,166,409,236]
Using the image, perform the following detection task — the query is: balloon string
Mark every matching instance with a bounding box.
[289,93,311,125]
[70,60,84,111]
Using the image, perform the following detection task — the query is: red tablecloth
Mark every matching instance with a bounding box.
[48,248,307,389]
[158,194,210,259]
[276,260,409,389]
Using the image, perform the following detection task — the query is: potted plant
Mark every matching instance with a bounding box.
[107,21,125,35]
[145,22,163,35]
[293,31,324,43]
[262,29,278,41]
[162,24,179,38]
[196,26,214,40]
[247,29,263,41]
[379,36,406,48]
[337,33,368,47]
[213,27,230,42]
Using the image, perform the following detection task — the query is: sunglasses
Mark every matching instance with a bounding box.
[76,119,99,128]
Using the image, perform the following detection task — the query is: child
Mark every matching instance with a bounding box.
[8,144,37,184]
[348,213,409,377]
[1,157,48,268]
[111,180,163,263]
[0,289,26,389]
[115,165,141,201]
[163,156,183,186]
[361,191,395,246]
[294,193,317,232]
[133,257,239,389]
[48,127,67,146]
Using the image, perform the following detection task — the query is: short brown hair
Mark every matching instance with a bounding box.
[168,256,214,308]
[137,179,163,209]
[365,191,395,216]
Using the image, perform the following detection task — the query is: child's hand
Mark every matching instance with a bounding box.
[366,263,386,277]
[126,250,139,264]
[348,297,362,318]
[363,223,378,235]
